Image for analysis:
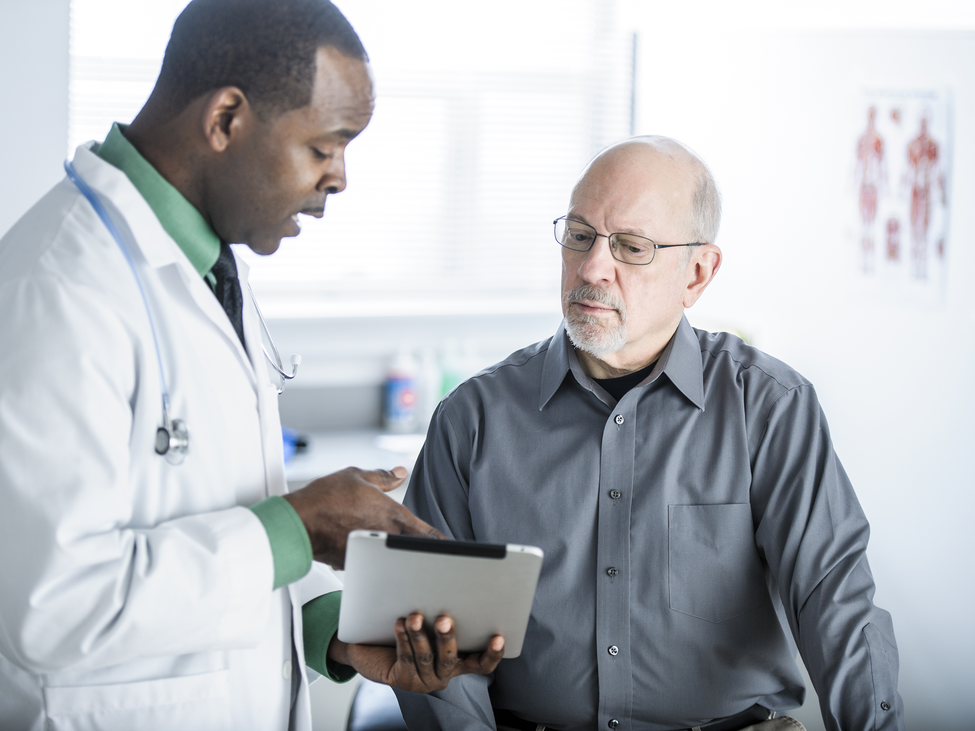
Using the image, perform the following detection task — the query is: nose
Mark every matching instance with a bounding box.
[575,233,618,284]
[316,151,348,195]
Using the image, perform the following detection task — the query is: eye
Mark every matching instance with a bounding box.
[566,227,594,245]
[310,147,331,161]
[613,235,652,259]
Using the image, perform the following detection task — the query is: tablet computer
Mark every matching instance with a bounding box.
[337,530,544,658]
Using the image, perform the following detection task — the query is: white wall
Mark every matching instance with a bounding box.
[0,0,69,236]
[631,10,974,728]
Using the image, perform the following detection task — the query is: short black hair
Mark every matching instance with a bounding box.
[155,0,368,119]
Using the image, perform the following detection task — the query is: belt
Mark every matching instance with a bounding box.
[690,704,774,731]
[493,708,547,731]
[493,704,773,731]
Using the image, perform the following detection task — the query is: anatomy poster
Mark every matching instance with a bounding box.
[852,89,952,298]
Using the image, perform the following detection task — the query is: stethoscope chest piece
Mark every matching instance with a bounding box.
[155,400,189,465]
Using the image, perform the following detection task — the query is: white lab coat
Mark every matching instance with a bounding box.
[0,143,340,730]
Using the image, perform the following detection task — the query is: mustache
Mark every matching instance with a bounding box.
[563,284,626,322]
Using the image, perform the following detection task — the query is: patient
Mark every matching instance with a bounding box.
[394,136,904,731]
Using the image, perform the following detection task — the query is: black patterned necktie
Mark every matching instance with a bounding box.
[209,241,246,350]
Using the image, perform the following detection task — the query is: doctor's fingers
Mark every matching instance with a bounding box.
[395,615,444,690]
[421,615,504,683]
[430,615,460,679]
[360,466,408,492]
[388,501,446,541]
[456,633,505,678]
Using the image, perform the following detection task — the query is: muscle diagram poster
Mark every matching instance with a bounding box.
[852,89,952,299]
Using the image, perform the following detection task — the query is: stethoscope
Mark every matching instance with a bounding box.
[64,160,300,465]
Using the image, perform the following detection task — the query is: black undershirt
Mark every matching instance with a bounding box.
[592,360,657,402]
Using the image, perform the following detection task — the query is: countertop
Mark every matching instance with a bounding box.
[285,429,427,503]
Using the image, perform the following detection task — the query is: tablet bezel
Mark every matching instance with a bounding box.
[337,530,544,658]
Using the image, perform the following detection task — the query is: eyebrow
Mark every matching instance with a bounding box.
[310,127,363,145]
[567,213,652,238]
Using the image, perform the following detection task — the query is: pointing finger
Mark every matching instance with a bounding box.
[394,505,446,540]
[368,466,408,492]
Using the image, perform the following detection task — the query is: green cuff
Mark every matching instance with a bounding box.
[303,591,357,683]
[249,496,313,590]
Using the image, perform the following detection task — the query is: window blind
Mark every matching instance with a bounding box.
[69,0,635,317]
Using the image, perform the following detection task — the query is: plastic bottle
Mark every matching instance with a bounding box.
[416,347,442,431]
[383,350,419,433]
[439,340,479,399]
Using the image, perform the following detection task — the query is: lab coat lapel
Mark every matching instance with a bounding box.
[238,257,288,498]
[159,254,257,388]
[70,144,258,388]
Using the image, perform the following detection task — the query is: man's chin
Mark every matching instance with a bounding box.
[565,318,626,358]
[243,237,283,256]
[243,216,299,255]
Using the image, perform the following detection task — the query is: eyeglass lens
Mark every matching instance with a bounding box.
[554,218,655,265]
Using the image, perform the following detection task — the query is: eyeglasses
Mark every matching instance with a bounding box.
[553,216,705,266]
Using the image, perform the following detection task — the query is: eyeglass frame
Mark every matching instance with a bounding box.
[553,216,706,266]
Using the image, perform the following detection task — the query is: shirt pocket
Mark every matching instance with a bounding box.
[42,669,232,731]
[668,503,766,623]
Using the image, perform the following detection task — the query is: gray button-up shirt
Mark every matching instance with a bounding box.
[397,317,903,731]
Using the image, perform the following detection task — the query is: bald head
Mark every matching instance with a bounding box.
[574,136,721,247]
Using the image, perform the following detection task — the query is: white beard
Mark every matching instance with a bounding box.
[563,284,627,357]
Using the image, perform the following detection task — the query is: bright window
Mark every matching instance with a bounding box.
[69,0,636,317]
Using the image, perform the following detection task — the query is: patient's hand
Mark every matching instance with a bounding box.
[327,613,504,692]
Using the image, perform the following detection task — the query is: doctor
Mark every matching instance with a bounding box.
[0,1,503,729]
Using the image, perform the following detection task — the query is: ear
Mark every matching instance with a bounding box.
[200,87,253,153]
[682,244,722,308]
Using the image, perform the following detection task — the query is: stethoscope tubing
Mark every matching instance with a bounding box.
[247,282,300,389]
[64,160,176,420]
[63,157,300,463]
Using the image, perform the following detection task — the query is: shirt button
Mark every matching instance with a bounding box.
[881,701,891,712]
[608,645,619,656]
[609,489,621,500]
[282,660,292,680]
[607,567,619,577]
[614,414,624,425]
[608,720,619,729]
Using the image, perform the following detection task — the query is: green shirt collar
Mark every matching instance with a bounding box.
[95,123,220,277]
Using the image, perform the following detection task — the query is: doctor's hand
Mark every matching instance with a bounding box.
[283,466,443,569]
[327,614,505,693]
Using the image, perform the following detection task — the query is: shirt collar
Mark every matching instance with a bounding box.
[95,123,220,277]
[539,323,573,410]
[655,315,706,410]
[539,315,706,411]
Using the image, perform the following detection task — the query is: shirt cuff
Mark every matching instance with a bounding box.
[303,591,358,683]
[249,496,313,590]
